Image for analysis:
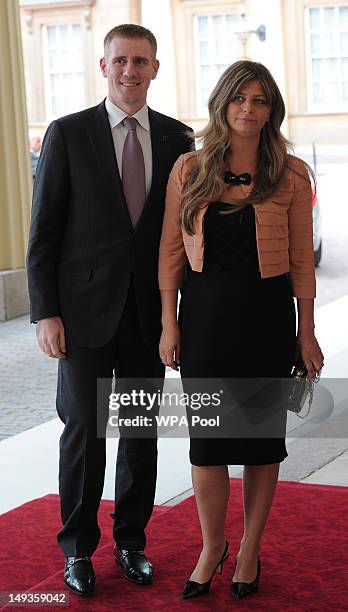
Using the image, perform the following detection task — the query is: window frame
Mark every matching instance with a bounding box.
[42,23,86,121]
[193,12,240,117]
[305,4,348,113]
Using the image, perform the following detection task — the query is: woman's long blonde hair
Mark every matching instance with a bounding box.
[180,60,293,234]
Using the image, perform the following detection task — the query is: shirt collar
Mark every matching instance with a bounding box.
[105,98,150,131]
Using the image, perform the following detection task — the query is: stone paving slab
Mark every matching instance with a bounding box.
[0,315,58,441]
[301,449,348,486]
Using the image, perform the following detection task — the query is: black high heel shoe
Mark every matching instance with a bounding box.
[231,555,261,599]
[181,541,229,599]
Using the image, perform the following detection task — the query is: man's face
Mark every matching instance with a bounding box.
[30,136,42,153]
[100,36,159,114]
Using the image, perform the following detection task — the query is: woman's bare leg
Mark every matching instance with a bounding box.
[189,465,230,583]
[232,463,280,582]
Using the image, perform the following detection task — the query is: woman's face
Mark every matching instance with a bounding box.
[226,79,271,140]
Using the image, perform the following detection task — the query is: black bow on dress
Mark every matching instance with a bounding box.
[224,171,252,186]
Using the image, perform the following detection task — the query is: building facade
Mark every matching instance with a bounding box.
[1,0,346,313]
[20,0,348,143]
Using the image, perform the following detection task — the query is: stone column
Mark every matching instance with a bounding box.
[141,0,178,117]
[129,0,141,22]
[0,0,32,318]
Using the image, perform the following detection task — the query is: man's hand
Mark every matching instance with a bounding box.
[36,316,66,358]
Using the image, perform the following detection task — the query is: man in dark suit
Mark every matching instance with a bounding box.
[26,24,192,596]
[29,134,42,178]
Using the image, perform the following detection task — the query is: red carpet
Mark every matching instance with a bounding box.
[0,481,347,611]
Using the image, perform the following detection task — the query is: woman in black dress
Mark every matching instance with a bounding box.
[158,61,324,600]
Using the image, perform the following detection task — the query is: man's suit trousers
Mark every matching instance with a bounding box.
[56,280,164,556]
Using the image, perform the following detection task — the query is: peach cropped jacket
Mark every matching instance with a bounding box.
[158,151,316,299]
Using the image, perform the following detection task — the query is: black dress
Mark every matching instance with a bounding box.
[179,202,297,466]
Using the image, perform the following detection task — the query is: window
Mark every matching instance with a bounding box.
[306,6,348,111]
[194,14,240,115]
[42,24,85,120]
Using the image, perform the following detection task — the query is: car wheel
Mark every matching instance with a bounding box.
[314,241,322,267]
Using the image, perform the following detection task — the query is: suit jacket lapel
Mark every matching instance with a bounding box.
[86,102,168,233]
[147,108,166,201]
[86,100,133,231]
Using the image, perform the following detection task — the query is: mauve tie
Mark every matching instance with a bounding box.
[122,116,146,227]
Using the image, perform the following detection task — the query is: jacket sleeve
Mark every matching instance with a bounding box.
[26,121,70,322]
[288,161,316,299]
[158,154,187,290]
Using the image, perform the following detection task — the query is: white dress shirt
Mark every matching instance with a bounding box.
[105,97,152,198]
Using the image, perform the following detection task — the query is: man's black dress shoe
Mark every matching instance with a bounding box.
[64,556,96,596]
[113,545,153,585]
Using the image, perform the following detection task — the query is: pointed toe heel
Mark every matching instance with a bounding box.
[181,540,229,600]
[231,556,261,600]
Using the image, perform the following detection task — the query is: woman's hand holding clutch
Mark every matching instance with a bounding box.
[297,331,324,379]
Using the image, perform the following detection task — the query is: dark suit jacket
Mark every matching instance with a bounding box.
[26,100,192,348]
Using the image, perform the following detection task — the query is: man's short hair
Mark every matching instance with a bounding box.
[104,24,157,58]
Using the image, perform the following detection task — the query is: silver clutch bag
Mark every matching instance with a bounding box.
[288,360,321,418]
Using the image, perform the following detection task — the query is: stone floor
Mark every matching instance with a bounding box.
[0,316,57,441]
